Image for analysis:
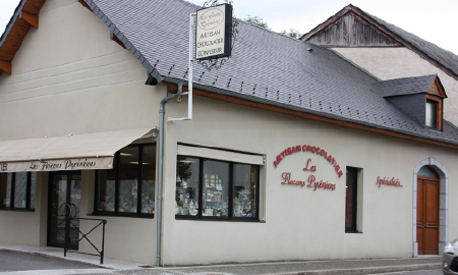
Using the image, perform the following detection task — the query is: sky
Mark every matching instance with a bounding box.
[0,0,457,54]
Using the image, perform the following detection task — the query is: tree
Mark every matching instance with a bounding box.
[281,28,302,39]
[244,15,270,30]
[244,15,301,39]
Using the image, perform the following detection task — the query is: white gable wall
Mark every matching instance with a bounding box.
[0,0,163,140]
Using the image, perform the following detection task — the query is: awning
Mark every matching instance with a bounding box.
[177,145,265,165]
[0,128,157,172]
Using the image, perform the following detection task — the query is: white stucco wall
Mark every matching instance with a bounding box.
[0,0,163,140]
[0,0,162,265]
[331,47,458,126]
[160,95,458,266]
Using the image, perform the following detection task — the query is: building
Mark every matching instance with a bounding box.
[301,4,458,126]
[0,0,457,267]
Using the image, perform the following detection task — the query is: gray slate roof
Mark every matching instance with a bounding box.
[374,74,443,98]
[48,1,458,146]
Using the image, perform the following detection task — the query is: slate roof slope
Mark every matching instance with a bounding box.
[301,5,458,81]
[374,74,444,98]
[81,0,458,146]
[369,14,458,78]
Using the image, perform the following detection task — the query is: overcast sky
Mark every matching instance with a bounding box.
[0,0,457,54]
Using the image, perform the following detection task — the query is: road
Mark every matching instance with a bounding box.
[0,250,107,273]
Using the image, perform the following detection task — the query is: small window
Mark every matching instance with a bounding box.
[176,156,259,220]
[95,144,156,217]
[0,172,36,210]
[425,100,437,128]
[425,95,443,130]
[345,167,361,232]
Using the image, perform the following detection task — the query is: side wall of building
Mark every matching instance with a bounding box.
[0,0,161,265]
[331,47,458,126]
[160,95,458,266]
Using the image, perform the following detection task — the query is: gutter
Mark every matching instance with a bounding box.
[156,82,184,267]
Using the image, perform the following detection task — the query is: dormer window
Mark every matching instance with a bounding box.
[374,74,446,132]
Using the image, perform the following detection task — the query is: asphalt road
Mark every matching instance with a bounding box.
[0,250,105,272]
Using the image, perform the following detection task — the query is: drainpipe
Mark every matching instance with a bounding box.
[156,82,183,267]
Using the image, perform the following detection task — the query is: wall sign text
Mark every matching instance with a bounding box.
[376,176,403,188]
[274,144,343,178]
[280,158,336,191]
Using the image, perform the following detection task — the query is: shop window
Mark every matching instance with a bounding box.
[0,172,36,210]
[176,156,259,220]
[345,167,362,233]
[95,144,156,217]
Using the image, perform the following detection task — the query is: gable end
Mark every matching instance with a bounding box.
[306,13,401,47]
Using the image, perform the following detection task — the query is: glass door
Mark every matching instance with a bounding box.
[48,172,81,249]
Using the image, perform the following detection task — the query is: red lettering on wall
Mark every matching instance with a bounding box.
[376,176,403,188]
[280,172,335,191]
[273,144,342,178]
[303,158,316,172]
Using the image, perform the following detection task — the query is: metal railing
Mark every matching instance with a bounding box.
[59,203,107,264]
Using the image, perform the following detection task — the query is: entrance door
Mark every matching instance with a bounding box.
[48,172,81,249]
[417,176,439,255]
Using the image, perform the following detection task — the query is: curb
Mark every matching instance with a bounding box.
[274,263,442,275]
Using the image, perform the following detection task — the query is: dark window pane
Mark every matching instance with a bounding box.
[345,167,357,231]
[0,173,11,208]
[203,160,229,217]
[14,172,28,208]
[141,145,156,214]
[30,172,37,209]
[118,147,139,213]
[176,157,200,216]
[233,164,258,218]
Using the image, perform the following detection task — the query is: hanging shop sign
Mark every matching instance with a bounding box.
[273,144,343,178]
[195,4,232,60]
[376,176,403,188]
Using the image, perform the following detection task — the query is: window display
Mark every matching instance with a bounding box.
[233,164,257,217]
[95,144,156,216]
[175,156,200,216]
[176,154,259,220]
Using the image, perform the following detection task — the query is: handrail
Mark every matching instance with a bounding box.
[59,204,107,264]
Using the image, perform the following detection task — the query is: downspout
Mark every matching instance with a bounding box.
[156,82,183,267]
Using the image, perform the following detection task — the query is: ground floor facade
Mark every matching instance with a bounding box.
[0,96,456,266]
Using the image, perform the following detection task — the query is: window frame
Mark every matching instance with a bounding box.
[93,143,156,218]
[175,156,260,222]
[425,94,443,131]
[0,172,36,211]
